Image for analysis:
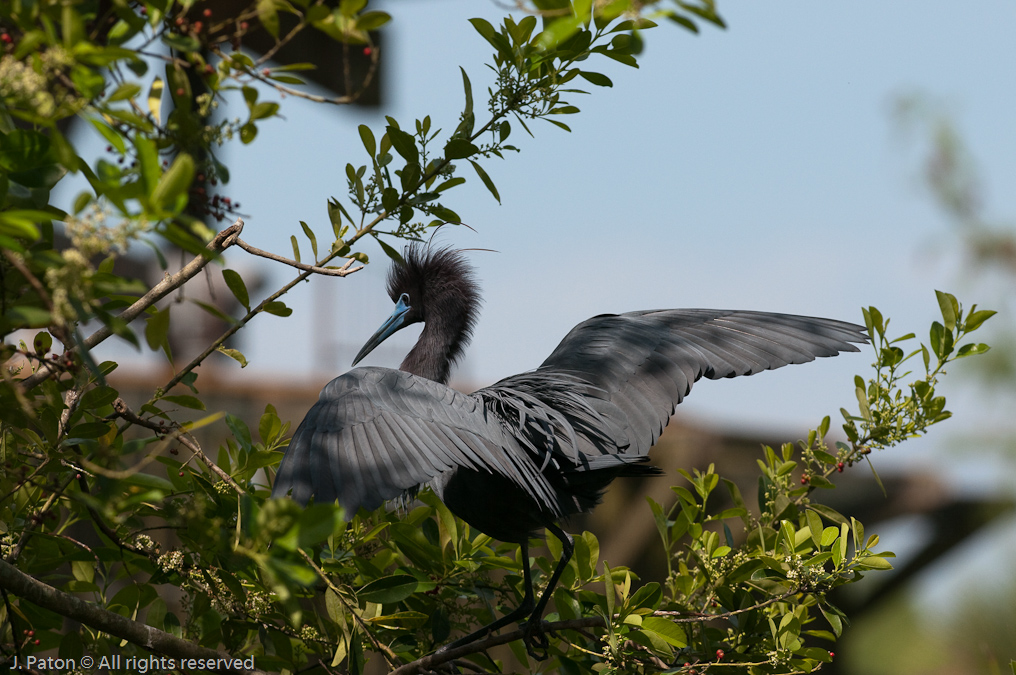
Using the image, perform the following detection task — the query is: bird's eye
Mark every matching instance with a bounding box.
[400,293,410,305]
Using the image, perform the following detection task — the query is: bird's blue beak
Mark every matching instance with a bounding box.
[352,293,412,366]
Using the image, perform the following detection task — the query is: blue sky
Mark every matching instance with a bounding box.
[211,0,1015,437]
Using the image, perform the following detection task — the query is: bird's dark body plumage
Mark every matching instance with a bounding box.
[272,245,867,653]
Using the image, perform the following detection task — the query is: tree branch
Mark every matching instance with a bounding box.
[234,237,363,277]
[0,559,267,675]
[17,219,245,391]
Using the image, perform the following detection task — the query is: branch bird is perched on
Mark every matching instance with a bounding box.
[272,245,867,656]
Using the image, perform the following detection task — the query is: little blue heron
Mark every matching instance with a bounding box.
[272,245,866,655]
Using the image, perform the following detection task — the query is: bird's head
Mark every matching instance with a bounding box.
[352,245,480,375]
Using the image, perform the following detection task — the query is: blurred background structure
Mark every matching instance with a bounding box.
[55,1,1016,672]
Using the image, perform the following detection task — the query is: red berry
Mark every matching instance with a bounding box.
[175,17,185,26]
[262,68,270,76]
[837,462,845,472]
[203,8,212,17]
[178,471,184,476]
[140,6,147,14]
[239,21,249,30]
[362,46,372,56]
[716,649,724,660]
[33,639,40,646]
[801,475,809,485]
[192,20,202,32]
[175,87,185,96]
[27,630,34,636]
[1,33,12,44]
[204,64,214,75]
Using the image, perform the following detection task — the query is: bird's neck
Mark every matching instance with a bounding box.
[400,316,465,384]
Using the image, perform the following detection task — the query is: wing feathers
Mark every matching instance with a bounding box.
[272,309,866,515]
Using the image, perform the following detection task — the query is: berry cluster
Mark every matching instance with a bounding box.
[189,173,242,222]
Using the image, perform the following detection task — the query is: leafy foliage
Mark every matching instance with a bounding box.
[0,0,996,673]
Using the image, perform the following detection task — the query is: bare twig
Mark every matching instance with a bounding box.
[110,398,241,492]
[235,238,363,277]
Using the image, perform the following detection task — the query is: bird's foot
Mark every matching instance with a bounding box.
[521,620,551,661]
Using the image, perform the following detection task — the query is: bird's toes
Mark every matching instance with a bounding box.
[521,621,551,661]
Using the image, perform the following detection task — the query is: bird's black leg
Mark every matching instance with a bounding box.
[522,524,574,660]
[437,540,535,653]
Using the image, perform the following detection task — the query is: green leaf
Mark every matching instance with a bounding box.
[108,82,141,102]
[468,160,500,203]
[444,138,478,160]
[963,309,996,332]
[456,67,475,138]
[386,126,418,164]
[358,575,418,604]
[151,153,194,213]
[163,394,206,410]
[79,385,118,410]
[88,118,127,154]
[0,211,43,240]
[145,307,172,361]
[148,76,164,125]
[956,343,990,358]
[358,124,376,157]
[300,221,318,260]
[578,71,613,87]
[240,123,257,144]
[257,0,280,37]
[250,101,279,121]
[263,301,293,317]
[33,331,53,355]
[935,290,958,331]
[217,346,248,367]
[468,18,497,43]
[377,238,404,264]
[222,269,250,311]
[356,10,390,31]
[640,616,687,648]
[0,129,51,172]
[856,555,894,570]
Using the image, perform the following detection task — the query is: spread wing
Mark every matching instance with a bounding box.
[271,367,559,514]
[530,309,867,456]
